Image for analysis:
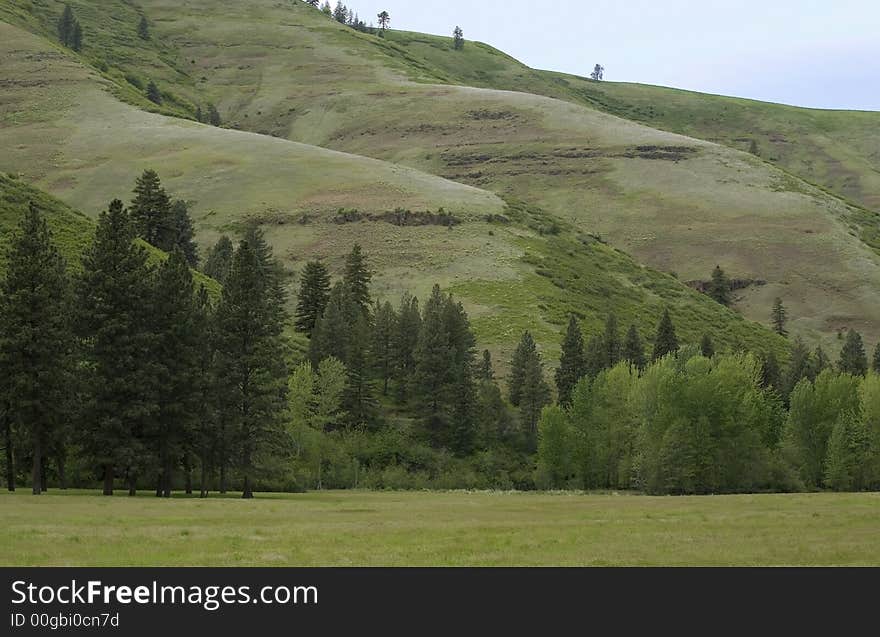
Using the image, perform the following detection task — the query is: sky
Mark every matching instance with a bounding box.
[360,0,880,110]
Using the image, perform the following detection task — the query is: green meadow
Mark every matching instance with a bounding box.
[1,490,878,566]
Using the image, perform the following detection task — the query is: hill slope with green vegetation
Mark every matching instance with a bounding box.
[6,0,873,348]
[0,8,792,369]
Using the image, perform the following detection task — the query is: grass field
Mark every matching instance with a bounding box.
[1,490,878,566]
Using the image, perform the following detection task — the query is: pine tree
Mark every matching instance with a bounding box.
[149,249,202,497]
[478,349,494,382]
[699,333,715,358]
[138,15,150,40]
[72,20,83,52]
[812,345,830,377]
[839,329,868,376]
[519,347,551,451]
[508,331,537,406]
[783,337,813,399]
[584,333,607,379]
[207,104,222,126]
[443,296,477,454]
[343,313,377,426]
[333,1,348,23]
[146,81,162,105]
[651,309,679,361]
[192,285,215,498]
[306,0,320,6]
[58,5,75,47]
[203,235,234,285]
[392,293,420,400]
[555,315,585,406]
[309,282,349,367]
[294,260,331,335]
[212,236,288,498]
[130,170,172,249]
[343,243,371,319]
[377,10,390,30]
[0,204,72,495]
[873,343,880,373]
[170,200,198,267]
[708,265,731,306]
[622,324,645,371]
[453,26,465,50]
[371,301,396,395]
[321,1,332,16]
[603,313,621,367]
[76,200,155,496]
[771,297,787,336]
[413,285,451,434]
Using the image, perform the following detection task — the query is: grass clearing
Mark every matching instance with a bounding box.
[1,490,878,566]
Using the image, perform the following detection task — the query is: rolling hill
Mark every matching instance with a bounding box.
[4,0,871,367]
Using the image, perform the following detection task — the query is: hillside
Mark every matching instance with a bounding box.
[10,0,873,348]
[0,0,845,368]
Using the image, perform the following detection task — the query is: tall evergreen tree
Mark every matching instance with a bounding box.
[783,337,813,399]
[478,349,494,382]
[555,315,585,406]
[371,301,396,395]
[76,200,155,496]
[584,333,607,379]
[138,15,150,39]
[149,249,203,497]
[130,170,172,249]
[760,351,782,391]
[343,314,377,426]
[309,282,349,368]
[708,265,731,306]
[333,1,348,23]
[771,297,787,336]
[212,237,288,498]
[413,285,451,437]
[72,20,83,52]
[168,200,198,267]
[453,26,465,50]
[443,296,477,454]
[519,345,551,451]
[812,345,831,377]
[57,5,75,47]
[651,309,679,361]
[0,204,72,495]
[873,343,880,373]
[146,81,162,105]
[294,260,331,335]
[508,331,537,406]
[603,313,621,367]
[377,10,390,30]
[343,243,371,319]
[207,104,222,126]
[838,329,868,376]
[699,333,715,358]
[203,235,234,285]
[392,293,420,400]
[622,324,645,371]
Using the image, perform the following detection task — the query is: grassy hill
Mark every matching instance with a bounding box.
[0,0,846,366]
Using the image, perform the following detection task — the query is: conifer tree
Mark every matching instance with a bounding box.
[212,236,288,498]
[651,309,679,361]
[0,204,72,495]
[584,333,607,379]
[130,170,172,249]
[377,10,390,30]
[812,345,830,377]
[519,346,551,451]
[149,249,203,497]
[170,200,198,267]
[72,21,83,52]
[195,105,203,123]
[294,260,331,335]
[603,313,621,367]
[708,265,731,306]
[443,296,477,453]
[146,81,162,105]
[309,282,349,367]
[453,26,465,50]
[478,349,494,382]
[321,1,332,17]
[343,313,377,426]
[699,333,715,358]
[838,329,868,376]
[371,301,396,395]
[191,285,215,498]
[203,235,234,285]
[76,200,155,496]
[783,337,813,399]
[555,315,585,406]
[306,0,320,6]
[343,243,371,319]
[207,104,222,126]
[771,297,787,336]
[138,15,150,40]
[392,293,421,400]
[622,324,645,371]
[508,331,537,406]
[413,285,451,434]
[58,4,75,47]
[760,351,782,390]
[873,343,880,373]
[334,1,348,23]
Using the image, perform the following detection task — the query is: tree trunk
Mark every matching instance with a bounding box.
[128,475,137,497]
[155,473,162,497]
[219,460,227,494]
[199,456,208,498]
[162,455,171,498]
[31,436,42,495]
[40,454,47,493]
[4,408,14,492]
[242,474,253,499]
[57,451,67,490]
[102,464,114,496]
[183,454,193,495]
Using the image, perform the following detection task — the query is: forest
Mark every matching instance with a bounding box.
[1,170,879,497]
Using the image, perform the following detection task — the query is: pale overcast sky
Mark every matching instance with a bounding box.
[362,0,880,110]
